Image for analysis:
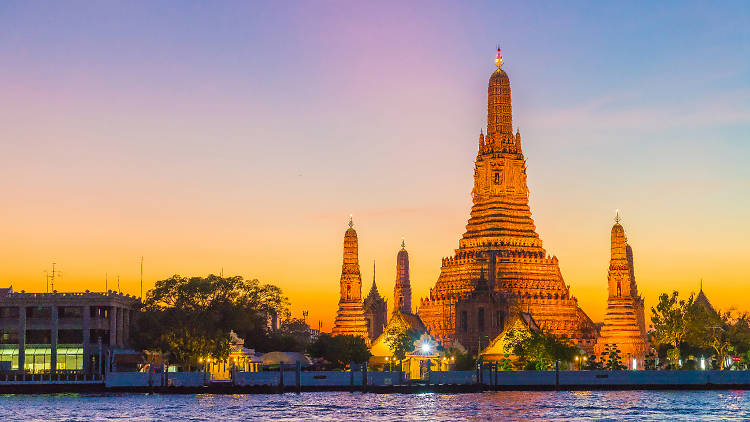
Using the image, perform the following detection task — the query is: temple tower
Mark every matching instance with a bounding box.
[594,213,647,368]
[332,217,369,342]
[393,239,413,314]
[418,48,598,353]
[363,262,387,341]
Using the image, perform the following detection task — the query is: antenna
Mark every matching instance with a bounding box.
[105,273,108,292]
[117,275,120,293]
[47,262,62,292]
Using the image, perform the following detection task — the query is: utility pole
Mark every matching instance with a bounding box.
[140,256,144,298]
[117,275,120,293]
[105,273,108,292]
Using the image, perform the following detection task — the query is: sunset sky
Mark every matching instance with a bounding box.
[1,1,748,331]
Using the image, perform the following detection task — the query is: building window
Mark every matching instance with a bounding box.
[478,308,485,332]
[494,172,500,184]
[56,347,83,371]
[0,329,18,344]
[0,307,19,318]
[26,307,51,319]
[59,307,83,319]
[59,329,84,344]
[461,311,468,332]
[90,329,109,345]
[26,329,51,344]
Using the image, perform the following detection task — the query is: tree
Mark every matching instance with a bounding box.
[599,344,626,371]
[498,354,513,371]
[307,334,371,369]
[693,310,750,370]
[650,291,695,367]
[383,326,418,361]
[275,318,312,351]
[131,274,291,369]
[452,351,476,371]
[504,329,578,370]
[583,354,602,370]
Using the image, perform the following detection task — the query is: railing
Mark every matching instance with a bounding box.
[0,371,103,383]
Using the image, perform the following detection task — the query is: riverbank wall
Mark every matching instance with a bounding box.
[2,370,750,393]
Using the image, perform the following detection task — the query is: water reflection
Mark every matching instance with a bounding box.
[0,391,748,421]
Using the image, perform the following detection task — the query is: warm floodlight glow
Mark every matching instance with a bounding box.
[421,344,430,353]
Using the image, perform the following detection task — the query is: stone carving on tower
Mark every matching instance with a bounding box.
[594,213,647,368]
[418,48,598,353]
[393,239,413,314]
[363,261,387,342]
[332,216,370,342]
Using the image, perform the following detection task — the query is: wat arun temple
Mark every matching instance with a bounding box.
[332,49,649,358]
[416,49,599,353]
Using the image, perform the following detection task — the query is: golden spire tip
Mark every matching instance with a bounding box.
[495,46,503,68]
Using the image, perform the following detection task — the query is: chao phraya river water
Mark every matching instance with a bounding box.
[1,391,749,421]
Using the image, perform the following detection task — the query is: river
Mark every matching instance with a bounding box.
[1,391,748,421]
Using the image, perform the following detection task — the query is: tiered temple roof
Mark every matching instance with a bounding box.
[363,262,387,341]
[417,49,598,352]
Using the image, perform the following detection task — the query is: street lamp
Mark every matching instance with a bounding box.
[575,356,579,370]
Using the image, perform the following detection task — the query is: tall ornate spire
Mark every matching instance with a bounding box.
[596,214,647,368]
[611,212,627,264]
[394,238,412,314]
[465,50,533,244]
[487,47,512,138]
[332,216,369,341]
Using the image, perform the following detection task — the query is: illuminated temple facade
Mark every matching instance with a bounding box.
[417,49,598,353]
[331,218,370,342]
[594,215,647,368]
